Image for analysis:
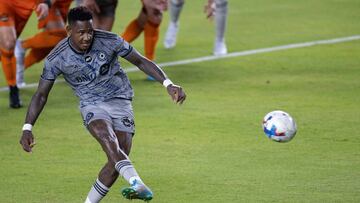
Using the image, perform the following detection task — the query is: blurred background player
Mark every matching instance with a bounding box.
[121,0,167,69]
[15,0,72,87]
[0,0,49,108]
[164,0,228,56]
[77,0,118,31]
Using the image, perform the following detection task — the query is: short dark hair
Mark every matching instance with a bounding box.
[67,6,93,25]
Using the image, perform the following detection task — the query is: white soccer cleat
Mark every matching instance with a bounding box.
[15,39,26,88]
[164,22,179,49]
[213,40,228,56]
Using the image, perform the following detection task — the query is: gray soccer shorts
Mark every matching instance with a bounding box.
[80,98,135,134]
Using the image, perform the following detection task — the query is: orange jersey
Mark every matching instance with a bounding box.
[141,0,167,24]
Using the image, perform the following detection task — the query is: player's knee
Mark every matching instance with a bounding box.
[148,16,162,25]
[0,38,16,51]
[146,9,162,25]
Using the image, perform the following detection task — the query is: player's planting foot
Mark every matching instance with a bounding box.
[213,40,227,56]
[15,39,26,87]
[121,179,153,201]
[164,22,178,49]
[9,85,22,109]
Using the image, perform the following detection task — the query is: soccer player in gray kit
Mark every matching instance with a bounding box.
[19,6,186,203]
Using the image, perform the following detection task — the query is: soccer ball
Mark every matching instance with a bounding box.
[262,110,297,142]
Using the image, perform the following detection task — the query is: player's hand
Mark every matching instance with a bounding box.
[36,3,49,20]
[204,0,216,19]
[83,0,101,14]
[20,131,36,153]
[167,84,186,105]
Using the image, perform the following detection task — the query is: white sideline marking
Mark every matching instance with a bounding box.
[1,35,359,92]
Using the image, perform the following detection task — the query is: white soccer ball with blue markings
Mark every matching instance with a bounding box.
[262,110,297,142]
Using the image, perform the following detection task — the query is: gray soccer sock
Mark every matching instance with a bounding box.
[170,0,185,23]
[115,159,141,185]
[215,0,228,42]
[85,178,109,203]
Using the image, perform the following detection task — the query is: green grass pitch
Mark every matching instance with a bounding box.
[1,0,360,202]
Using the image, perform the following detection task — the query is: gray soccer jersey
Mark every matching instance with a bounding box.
[42,30,134,107]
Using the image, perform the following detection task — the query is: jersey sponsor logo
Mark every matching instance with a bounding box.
[100,64,110,75]
[75,72,96,83]
[121,116,134,128]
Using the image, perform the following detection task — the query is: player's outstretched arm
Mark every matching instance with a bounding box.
[123,48,186,104]
[20,79,54,153]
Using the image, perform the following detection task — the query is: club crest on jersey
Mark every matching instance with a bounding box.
[98,52,106,61]
[85,56,92,63]
[100,64,110,75]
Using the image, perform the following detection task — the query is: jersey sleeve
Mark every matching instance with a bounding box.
[41,59,62,81]
[115,36,133,58]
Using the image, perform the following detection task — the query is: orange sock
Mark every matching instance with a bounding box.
[22,29,67,49]
[25,48,53,69]
[144,21,160,61]
[121,19,144,43]
[0,49,16,86]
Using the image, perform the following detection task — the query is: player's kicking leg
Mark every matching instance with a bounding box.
[84,119,152,202]
[116,128,153,201]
